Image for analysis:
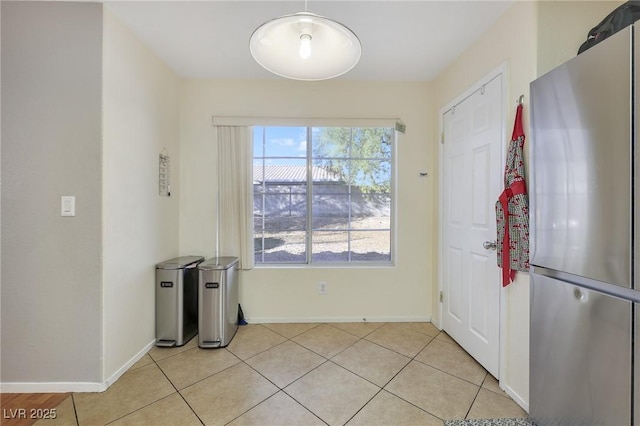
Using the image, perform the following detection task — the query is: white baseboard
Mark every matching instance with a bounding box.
[246,315,432,324]
[104,339,156,389]
[0,339,156,394]
[503,384,529,413]
[430,317,442,330]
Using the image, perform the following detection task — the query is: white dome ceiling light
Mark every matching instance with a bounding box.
[249,10,361,81]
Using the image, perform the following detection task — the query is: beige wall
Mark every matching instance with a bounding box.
[102,9,181,382]
[0,3,181,392]
[0,0,624,395]
[1,2,104,388]
[432,0,538,408]
[180,80,435,322]
[430,0,625,410]
[537,1,623,76]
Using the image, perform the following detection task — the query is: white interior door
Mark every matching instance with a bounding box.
[441,74,503,377]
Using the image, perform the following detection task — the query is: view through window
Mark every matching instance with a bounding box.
[253,126,393,264]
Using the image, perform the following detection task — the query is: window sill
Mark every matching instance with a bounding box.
[253,262,395,269]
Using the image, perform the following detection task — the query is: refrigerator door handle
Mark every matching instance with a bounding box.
[532,265,640,303]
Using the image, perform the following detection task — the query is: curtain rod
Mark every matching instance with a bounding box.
[211,116,404,130]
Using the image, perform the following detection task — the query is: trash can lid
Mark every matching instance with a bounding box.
[156,256,204,270]
[199,256,239,271]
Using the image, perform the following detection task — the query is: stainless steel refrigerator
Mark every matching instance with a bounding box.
[530,25,639,426]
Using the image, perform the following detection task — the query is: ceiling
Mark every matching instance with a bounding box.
[105,1,514,82]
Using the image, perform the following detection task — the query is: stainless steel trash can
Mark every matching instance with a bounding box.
[198,257,239,348]
[155,256,204,347]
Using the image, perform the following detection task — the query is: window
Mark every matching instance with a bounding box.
[253,126,394,265]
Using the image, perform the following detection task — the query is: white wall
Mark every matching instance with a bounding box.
[102,9,181,381]
[1,2,104,388]
[180,80,435,322]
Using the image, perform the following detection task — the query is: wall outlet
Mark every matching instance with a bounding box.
[318,281,327,295]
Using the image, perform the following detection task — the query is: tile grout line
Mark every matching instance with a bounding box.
[70,393,80,426]
[154,346,242,393]
[375,330,450,423]
[73,362,182,426]
[425,333,489,421]
[375,328,498,422]
[152,336,272,426]
[78,323,516,425]
[413,333,491,388]
[283,323,448,424]
[233,354,331,426]
[231,332,296,421]
[226,328,333,426]
[98,354,205,426]
[276,356,335,426]
[342,387,386,425]
[155,354,207,426]
[237,325,495,423]
[281,323,431,424]
[150,324,323,424]
[220,363,278,426]
[463,379,485,420]
[136,346,206,425]
[422,333,485,422]
[275,324,386,425]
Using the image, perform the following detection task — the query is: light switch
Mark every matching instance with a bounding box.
[61,196,75,217]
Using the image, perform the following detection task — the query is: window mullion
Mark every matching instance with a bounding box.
[306,126,313,264]
[260,127,266,264]
[347,128,353,262]
[260,190,265,264]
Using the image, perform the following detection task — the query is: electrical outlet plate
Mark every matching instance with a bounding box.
[318,281,327,295]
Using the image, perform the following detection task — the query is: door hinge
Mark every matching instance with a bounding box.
[440,132,444,144]
[439,291,443,303]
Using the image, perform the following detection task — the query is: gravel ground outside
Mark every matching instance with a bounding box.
[254,216,391,263]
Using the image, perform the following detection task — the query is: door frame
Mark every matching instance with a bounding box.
[436,62,508,382]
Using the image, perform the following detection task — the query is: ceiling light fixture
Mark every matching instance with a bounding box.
[249,5,361,81]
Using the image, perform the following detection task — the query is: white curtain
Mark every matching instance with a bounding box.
[216,126,254,270]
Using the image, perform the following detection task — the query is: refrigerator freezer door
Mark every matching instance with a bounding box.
[530,273,631,426]
[636,25,640,425]
[530,26,632,288]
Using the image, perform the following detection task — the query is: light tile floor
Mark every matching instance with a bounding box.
[37,322,528,425]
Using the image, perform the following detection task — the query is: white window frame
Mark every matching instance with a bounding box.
[252,124,396,267]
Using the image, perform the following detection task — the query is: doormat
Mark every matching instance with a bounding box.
[445,419,535,426]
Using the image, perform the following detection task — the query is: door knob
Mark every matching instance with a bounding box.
[483,240,497,250]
